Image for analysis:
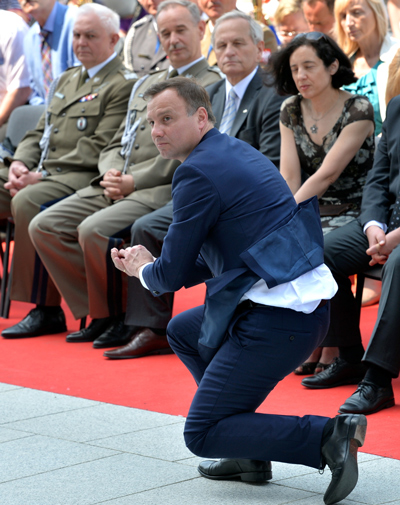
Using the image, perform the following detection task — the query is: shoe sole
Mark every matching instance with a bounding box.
[324,414,367,505]
[302,377,363,389]
[104,348,174,359]
[92,339,133,349]
[2,327,67,339]
[339,397,395,415]
[198,467,272,483]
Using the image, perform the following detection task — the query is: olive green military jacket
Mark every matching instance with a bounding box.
[123,14,169,78]
[78,58,221,198]
[12,56,135,192]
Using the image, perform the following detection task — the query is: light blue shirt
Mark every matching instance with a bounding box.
[25,2,79,105]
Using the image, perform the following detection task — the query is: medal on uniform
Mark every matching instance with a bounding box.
[79,92,99,103]
[77,117,87,131]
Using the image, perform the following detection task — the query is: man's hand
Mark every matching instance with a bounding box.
[5,161,42,196]
[100,169,135,200]
[366,225,400,266]
[111,245,155,278]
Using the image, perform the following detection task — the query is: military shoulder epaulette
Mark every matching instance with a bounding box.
[131,15,151,29]
[122,70,138,80]
[208,66,224,78]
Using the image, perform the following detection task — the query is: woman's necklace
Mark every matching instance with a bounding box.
[309,93,341,134]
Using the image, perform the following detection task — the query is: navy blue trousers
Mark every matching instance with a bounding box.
[167,302,331,469]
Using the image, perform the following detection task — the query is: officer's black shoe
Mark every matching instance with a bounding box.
[2,306,66,338]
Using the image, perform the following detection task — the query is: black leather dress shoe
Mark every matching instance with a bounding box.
[2,307,66,338]
[198,459,272,483]
[301,358,366,389]
[66,318,112,343]
[93,320,137,349]
[339,381,395,415]
[103,328,173,359]
[321,414,367,505]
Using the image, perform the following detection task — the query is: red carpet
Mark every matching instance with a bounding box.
[0,285,398,460]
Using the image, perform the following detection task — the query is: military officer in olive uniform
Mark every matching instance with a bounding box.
[28,0,221,345]
[123,0,169,77]
[1,3,135,339]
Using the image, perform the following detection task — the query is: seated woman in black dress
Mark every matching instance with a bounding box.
[268,32,375,374]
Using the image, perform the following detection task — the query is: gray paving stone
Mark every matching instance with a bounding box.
[0,426,33,443]
[0,383,22,393]
[7,403,185,442]
[0,435,118,483]
[96,478,318,505]
[92,422,193,461]
[275,456,400,505]
[0,453,197,505]
[0,388,99,424]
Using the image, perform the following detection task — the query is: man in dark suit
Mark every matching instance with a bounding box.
[111,77,366,505]
[301,96,400,415]
[104,11,285,360]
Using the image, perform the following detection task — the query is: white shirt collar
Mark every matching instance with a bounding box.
[168,56,205,76]
[225,66,258,104]
[85,52,117,79]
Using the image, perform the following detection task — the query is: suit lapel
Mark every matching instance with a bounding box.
[230,70,262,137]
[211,82,227,130]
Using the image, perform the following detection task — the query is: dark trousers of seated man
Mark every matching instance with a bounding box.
[167,300,331,465]
[125,200,174,330]
[323,219,400,377]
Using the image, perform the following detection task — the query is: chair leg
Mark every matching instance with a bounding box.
[0,219,14,318]
[355,273,365,325]
[2,249,14,319]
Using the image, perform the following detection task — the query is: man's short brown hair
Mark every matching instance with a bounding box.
[143,77,216,124]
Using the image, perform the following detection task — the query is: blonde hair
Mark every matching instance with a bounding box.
[385,47,400,104]
[334,0,388,56]
[274,0,304,25]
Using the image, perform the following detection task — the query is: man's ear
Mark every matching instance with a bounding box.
[110,33,120,49]
[197,106,209,128]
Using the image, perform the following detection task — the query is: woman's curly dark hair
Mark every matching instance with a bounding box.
[267,32,357,95]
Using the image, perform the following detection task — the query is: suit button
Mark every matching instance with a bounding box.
[51,147,56,152]
[61,112,66,117]
[54,128,59,133]
[134,144,139,150]
[289,335,295,341]
[140,124,145,130]
[81,108,85,113]
[56,167,62,172]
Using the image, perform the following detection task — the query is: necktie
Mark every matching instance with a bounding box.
[78,69,89,88]
[40,30,53,96]
[168,69,179,79]
[219,88,237,135]
[388,195,400,232]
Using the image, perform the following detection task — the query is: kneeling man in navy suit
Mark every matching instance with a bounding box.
[111,78,367,505]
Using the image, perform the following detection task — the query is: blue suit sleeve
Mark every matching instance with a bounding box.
[142,164,219,295]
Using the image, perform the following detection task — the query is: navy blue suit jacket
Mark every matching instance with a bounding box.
[143,129,324,359]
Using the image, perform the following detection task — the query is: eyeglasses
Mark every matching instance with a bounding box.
[293,31,328,42]
[278,30,301,38]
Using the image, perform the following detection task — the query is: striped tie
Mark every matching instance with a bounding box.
[40,30,53,96]
[219,88,237,135]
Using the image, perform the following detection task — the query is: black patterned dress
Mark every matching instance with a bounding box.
[280,94,375,234]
